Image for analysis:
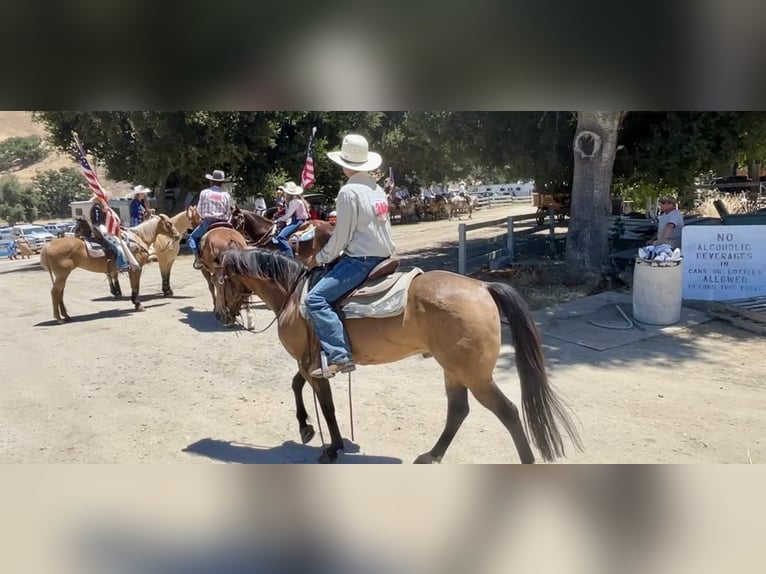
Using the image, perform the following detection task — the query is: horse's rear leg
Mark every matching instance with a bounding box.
[414,379,469,464]
[292,371,315,444]
[51,274,71,323]
[470,381,535,464]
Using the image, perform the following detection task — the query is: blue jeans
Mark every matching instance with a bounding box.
[188,219,213,254]
[305,256,385,365]
[275,220,305,256]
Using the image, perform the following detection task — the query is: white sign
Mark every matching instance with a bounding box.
[682,225,766,301]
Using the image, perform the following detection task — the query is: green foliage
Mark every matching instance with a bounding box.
[0,135,48,171]
[0,175,41,224]
[612,179,677,211]
[32,168,91,218]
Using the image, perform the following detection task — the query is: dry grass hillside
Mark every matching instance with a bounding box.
[0,111,132,197]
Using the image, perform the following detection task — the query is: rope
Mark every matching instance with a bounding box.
[347,373,355,442]
[311,383,326,448]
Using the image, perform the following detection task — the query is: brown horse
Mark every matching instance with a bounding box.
[212,248,582,464]
[39,214,179,323]
[231,207,334,264]
[197,223,249,307]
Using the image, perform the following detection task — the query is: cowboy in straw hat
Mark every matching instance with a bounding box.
[303,134,396,378]
[188,168,234,269]
[273,181,310,256]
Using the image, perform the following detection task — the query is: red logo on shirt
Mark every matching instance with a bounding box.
[374,201,389,216]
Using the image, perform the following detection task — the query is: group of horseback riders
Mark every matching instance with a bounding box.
[191,134,396,378]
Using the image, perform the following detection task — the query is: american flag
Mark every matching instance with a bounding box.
[301,126,317,189]
[72,132,121,236]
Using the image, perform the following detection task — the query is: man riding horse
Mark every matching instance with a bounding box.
[189,169,235,270]
[304,134,396,378]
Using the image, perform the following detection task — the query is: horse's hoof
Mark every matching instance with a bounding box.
[413,453,441,464]
[134,304,145,312]
[163,290,173,297]
[318,447,338,464]
[300,425,315,445]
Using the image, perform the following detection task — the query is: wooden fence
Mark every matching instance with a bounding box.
[457,209,563,274]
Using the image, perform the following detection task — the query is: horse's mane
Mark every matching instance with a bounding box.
[224,248,306,292]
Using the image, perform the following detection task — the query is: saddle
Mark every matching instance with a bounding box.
[299,258,423,320]
[80,237,109,259]
[288,223,317,245]
[206,221,234,232]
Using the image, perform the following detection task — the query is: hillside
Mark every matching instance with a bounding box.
[0,111,132,197]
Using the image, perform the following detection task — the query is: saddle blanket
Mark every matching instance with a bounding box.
[299,267,423,320]
[81,232,142,259]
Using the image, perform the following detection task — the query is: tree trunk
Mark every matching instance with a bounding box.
[154,175,168,214]
[565,111,624,278]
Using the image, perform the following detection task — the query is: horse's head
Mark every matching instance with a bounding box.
[74,218,91,238]
[212,255,251,326]
[230,206,245,232]
[186,205,202,227]
[156,213,181,241]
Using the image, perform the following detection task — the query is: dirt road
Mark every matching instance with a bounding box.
[1,204,763,463]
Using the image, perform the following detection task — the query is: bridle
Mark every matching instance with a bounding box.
[216,253,309,334]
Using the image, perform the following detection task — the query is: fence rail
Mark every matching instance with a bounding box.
[457,209,562,274]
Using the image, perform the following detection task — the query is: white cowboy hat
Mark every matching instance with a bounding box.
[281,181,304,196]
[205,169,229,182]
[327,134,382,172]
[130,185,148,198]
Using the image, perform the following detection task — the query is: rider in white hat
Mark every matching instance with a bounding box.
[273,181,309,256]
[189,169,234,269]
[129,185,148,227]
[304,134,396,378]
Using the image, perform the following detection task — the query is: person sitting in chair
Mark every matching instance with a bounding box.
[273,181,309,257]
[304,134,396,378]
[89,196,130,271]
[189,169,234,269]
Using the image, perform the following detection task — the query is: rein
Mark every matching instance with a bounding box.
[225,256,310,335]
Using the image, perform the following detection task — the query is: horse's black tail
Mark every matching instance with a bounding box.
[486,282,583,461]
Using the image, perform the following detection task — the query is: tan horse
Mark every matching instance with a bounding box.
[105,208,193,298]
[39,214,180,323]
[212,248,582,464]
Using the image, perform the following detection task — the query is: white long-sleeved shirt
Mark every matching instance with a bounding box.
[316,173,396,265]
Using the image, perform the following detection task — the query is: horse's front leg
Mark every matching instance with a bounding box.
[292,371,315,444]
[306,375,344,463]
[128,268,144,311]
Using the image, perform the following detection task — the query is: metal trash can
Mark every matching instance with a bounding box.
[632,258,683,325]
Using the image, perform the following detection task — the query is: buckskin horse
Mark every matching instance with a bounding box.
[92,207,194,299]
[39,214,179,323]
[211,248,582,464]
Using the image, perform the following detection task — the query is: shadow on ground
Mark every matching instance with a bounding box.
[33,302,169,327]
[183,437,402,464]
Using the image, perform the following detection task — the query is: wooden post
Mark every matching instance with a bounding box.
[548,207,556,254]
[458,223,467,274]
[506,216,514,261]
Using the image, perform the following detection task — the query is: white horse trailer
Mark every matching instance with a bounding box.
[70,198,132,223]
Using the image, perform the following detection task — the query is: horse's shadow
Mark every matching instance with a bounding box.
[33,302,169,327]
[177,306,239,333]
[183,437,402,464]
[90,293,195,303]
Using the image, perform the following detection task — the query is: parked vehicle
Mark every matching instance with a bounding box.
[11,224,56,248]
